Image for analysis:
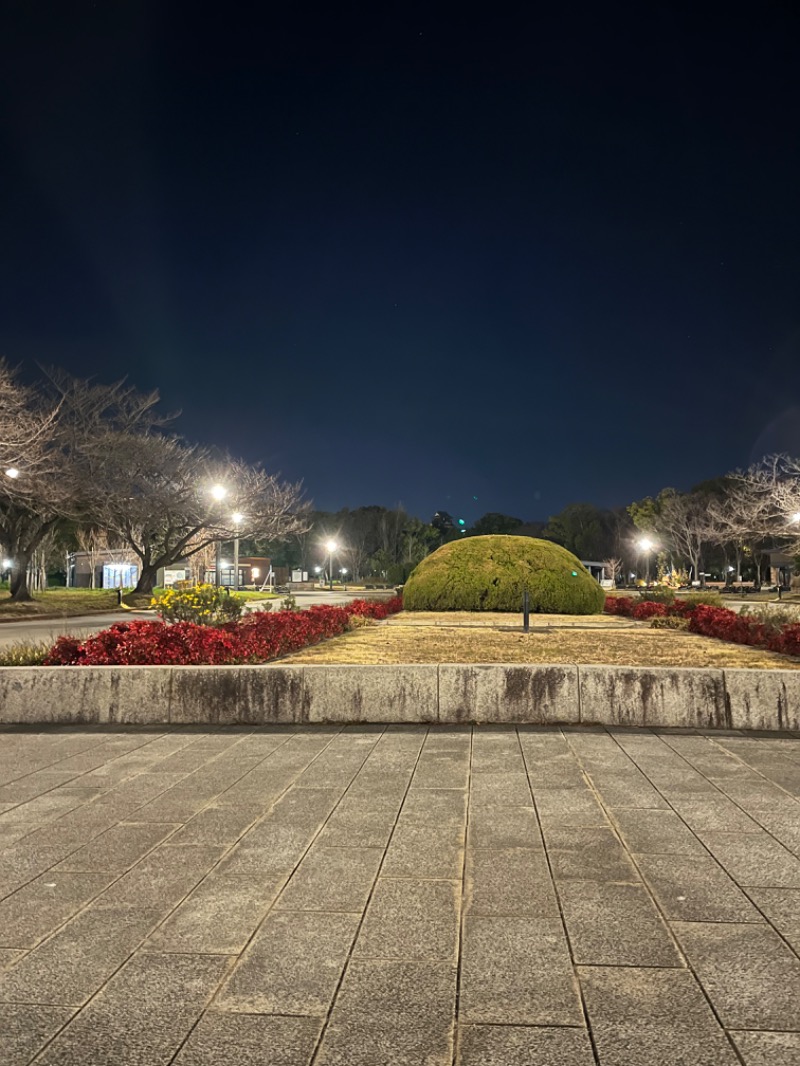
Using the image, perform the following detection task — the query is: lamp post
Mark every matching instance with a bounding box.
[340,567,348,591]
[638,537,655,585]
[232,512,243,591]
[210,484,228,587]
[314,565,322,587]
[325,540,337,591]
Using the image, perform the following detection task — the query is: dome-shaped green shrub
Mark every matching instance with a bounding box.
[403,535,605,614]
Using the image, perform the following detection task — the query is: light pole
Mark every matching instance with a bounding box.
[341,567,348,591]
[210,484,228,587]
[232,512,243,591]
[325,540,337,591]
[314,565,322,586]
[638,538,655,585]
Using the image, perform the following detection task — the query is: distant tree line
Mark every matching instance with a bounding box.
[2,361,799,600]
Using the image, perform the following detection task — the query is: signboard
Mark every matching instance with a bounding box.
[291,570,308,582]
[164,569,188,587]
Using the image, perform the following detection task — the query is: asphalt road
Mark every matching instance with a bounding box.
[0,590,370,649]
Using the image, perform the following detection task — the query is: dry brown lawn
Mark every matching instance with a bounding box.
[282,610,800,669]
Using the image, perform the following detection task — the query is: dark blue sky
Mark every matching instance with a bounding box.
[2,3,799,524]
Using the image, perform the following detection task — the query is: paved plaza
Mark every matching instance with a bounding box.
[2,725,800,1064]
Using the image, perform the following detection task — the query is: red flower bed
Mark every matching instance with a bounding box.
[630,601,668,620]
[45,597,403,666]
[685,605,767,647]
[605,594,800,657]
[768,623,800,657]
[604,596,635,616]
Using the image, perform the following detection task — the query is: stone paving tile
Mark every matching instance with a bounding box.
[54,821,179,872]
[701,829,800,887]
[6,725,800,1064]
[398,787,467,825]
[0,870,116,949]
[144,870,286,955]
[636,852,765,922]
[216,909,359,1014]
[315,791,402,847]
[354,878,460,961]
[732,1031,800,1065]
[673,921,800,1030]
[381,821,464,878]
[315,959,456,1066]
[533,786,609,828]
[467,804,541,848]
[559,881,682,966]
[173,1012,323,1066]
[0,1003,75,1066]
[274,844,384,912]
[470,771,531,806]
[0,901,165,1005]
[579,965,740,1065]
[457,1024,596,1066]
[0,948,25,971]
[167,803,263,845]
[611,807,707,854]
[33,951,229,1066]
[465,847,559,916]
[745,887,800,952]
[544,825,639,881]
[460,915,582,1025]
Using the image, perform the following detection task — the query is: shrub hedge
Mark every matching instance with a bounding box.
[44,598,403,666]
[606,596,800,657]
[402,536,605,615]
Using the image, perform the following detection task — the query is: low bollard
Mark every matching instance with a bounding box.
[523,589,530,632]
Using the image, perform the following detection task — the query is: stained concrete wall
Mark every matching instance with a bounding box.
[1,663,800,730]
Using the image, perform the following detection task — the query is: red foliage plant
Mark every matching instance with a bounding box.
[45,597,403,667]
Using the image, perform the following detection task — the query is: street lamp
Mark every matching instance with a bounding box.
[232,512,243,591]
[5,468,20,479]
[638,537,656,584]
[340,567,348,590]
[209,484,228,586]
[325,540,337,591]
[791,513,800,525]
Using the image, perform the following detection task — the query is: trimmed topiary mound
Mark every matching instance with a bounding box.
[403,535,605,614]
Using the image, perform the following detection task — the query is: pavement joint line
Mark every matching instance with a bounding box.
[306,725,433,1066]
[191,724,390,1012]
[450,719,472,1066]
[580,729,759,1066]
[520,727,601,1064]
[0,728,301,903]
[1,727,352,1042]
[22,725,349,1063]
[629,729,800,966]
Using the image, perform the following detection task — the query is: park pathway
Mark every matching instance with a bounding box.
[1,723,800,1063]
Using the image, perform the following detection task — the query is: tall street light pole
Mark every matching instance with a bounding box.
[232,513,243,591]
[210,484,228,588]
[325,540,337,591]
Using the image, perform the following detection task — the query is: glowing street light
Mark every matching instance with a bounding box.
[637,537,656,584]
[324,540,338,590]
[5,468,19,479]
[791,513,800,525]
[208,484,229,586]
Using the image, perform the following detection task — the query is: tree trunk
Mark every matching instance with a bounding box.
[133,566,159,595]
[9,550,33,601]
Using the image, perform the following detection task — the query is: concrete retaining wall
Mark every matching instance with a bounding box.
[1,663,800,730]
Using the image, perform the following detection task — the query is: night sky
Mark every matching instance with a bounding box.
[2,4,800,524]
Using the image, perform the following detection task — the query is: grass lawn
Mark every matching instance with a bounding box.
[282,610,800,670]
[0,588,121,620]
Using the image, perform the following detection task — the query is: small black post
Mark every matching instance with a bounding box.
[523,589,530,632]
